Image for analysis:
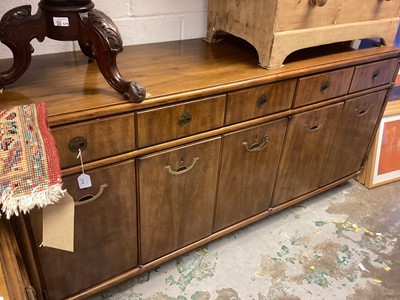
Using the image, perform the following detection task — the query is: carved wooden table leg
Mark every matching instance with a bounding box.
[0,6,46,88]
[0,1,146,102]
[79,9,146,101]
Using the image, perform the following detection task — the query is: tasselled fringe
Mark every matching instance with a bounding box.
[0,184,66,219]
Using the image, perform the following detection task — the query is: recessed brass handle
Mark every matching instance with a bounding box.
[355,105,373,117]
[309,0,328,6]
[69,136,87,152]
[74,183,108,206]
[243,136,269,152]
[320,80,329,94]
[257,94,268,108]
[165,157,199,175]
[178,112,192,128]
[372,69,380,80]
[304,120,325,132]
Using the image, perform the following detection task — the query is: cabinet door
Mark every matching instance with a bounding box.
[214,119,288,231]
[272,103,343,206]
[29,160,138,300]
[138,138,221,264]
[320,91,387,186]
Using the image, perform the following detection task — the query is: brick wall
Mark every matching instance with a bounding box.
[0,0,207,59]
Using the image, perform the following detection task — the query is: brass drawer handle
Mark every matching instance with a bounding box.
[165,157,199,176]
[372,69,380,81]
[178,112,192,128]
[355,105,373,117]
[309,0,328,6]
[74,183,108,206]
[304,120,325,132]
[243,136,269,152]
[69,136,88,152]
[320,80,329,94]
[257,94,268,108]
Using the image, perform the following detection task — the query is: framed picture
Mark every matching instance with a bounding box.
[359,101,400,188]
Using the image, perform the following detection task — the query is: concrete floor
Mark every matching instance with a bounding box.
[92,179,400,300]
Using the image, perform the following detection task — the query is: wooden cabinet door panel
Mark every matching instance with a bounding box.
[138,138,221,264]
[214,119,288,231]
[272,103,343,206]
[29,160,138,300]
[320,91,387,186]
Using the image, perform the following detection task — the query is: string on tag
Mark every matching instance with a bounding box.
[77,149,85,174]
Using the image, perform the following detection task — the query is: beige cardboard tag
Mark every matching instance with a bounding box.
[42,192,75,252]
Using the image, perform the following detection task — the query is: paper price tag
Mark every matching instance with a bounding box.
[78,173,92,189]
[53,17,69,27]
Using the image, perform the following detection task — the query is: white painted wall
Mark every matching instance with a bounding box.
[0,0,208,59]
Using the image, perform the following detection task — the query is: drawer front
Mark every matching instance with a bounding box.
[225,79,296,125]
[294,67,354,107]
[29,160,138,300]
[349,58,398,93]
[138,138,221,264]
[338,0,400,24]
[275,0,400,32]
[275,0,341,31]
[52,113,135,169]
[137,96,226,147]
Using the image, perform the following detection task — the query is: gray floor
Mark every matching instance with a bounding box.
[92,180,400,300]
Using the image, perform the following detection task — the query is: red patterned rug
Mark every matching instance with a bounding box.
[0,103,64,219]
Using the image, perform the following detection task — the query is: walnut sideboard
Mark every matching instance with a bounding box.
[0,37,399,299]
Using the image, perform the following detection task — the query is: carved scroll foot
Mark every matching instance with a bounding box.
[0,6,46,88]
[79,9,146,102]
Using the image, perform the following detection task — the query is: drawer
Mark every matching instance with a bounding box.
[275,0,400,32]
[52,113,135,169]
[137,95,226,147]
[225,79,296,125]
[29,160,138,300]
[294,67,354,107]
[349,58,398,93]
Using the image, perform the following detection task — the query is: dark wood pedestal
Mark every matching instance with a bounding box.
[0,0,145,101]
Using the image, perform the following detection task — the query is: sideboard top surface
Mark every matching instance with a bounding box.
[0,37,399,126]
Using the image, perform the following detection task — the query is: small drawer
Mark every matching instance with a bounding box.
[52,113,135,169]
[137,95,226,148]
[349,58,398,93]
[225,79,296,125]
[294,67,354,107]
